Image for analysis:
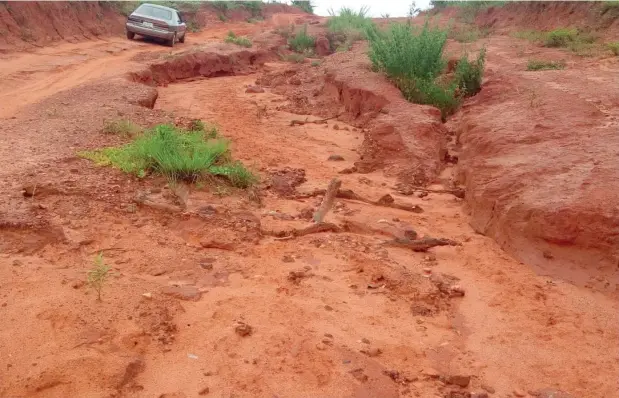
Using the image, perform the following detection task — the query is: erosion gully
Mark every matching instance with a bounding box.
[0,23,616,398]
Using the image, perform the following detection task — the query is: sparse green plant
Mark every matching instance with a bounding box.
[80,124,257,187]
[311,60,321,67]
[87,253,112,302]
[218,13,228,22]
[526,59,566,71]
[288,24,315,53]
[511,29,545,43]
[225,31,252,48]
[449,25,490,43]
[187,20,200,33]
[544,28,578,47]
[607,41,619,55]
[102,119,141,137]
[291,0,314,14]
[274,24,295,39]
[380,13,390,18]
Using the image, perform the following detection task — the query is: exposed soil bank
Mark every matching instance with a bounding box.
[129,45,273,86]
[454,36,619,286]
[257,45,448,186]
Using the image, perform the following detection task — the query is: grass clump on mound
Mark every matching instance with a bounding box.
[326,6,378,51]
[367,20,486,121]
[80,123,257,188]
[225,31,252,48]
[288,25,315,53]
[526,59,566,71]
[102,119,142,137]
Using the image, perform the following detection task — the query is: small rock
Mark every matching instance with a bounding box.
[142,292,153,299]
[288,269,312,284]
[361,338,370,344]
[282,255,295,263]
[417,191,428,198]
[513,390,526,397]
[22,185,36,197]
[338,166,357,174]
[200,239,235,251]
[324,305,333,311]
[245,85,265,93]
[150,268,167,276]
[532,388,574,398]
[481,384,495,394]
[71,280,85,289]
[12,260,22,267]
[198,386,210,395]
[470,392,489,398]
[403,229,418,240]
[446,374,470,388]
[422,368,440,378]
[161,285,202,301]
[327,154,345,161]
[235,322,253,337]
[543,250,554,259]
[333,124,340,130]
[361,347,381,357]
[199,261,214,270]
[349,368,368,382]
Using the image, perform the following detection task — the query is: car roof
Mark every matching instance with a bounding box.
[137,3,177,12]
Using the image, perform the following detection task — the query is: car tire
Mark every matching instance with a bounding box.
[168,33,176,47]
[127,31,135,40]
[179,33,185,43]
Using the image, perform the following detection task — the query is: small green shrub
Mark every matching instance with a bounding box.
[311,60,321,67]
[102,120,141,137]
[274,24,295,39]
[288,25,315,53]
[327,6,378,44]
[225,31,252,48]
[454,49,486,97]
[291,0,314,14]
[607,42,619,55]
[526,59,566,71]
[218,14,228,22]
[544,28,578,47]
[88,253,112,302]
[511,30,545,42]
[186,21,200,33]
[80,124,256,187]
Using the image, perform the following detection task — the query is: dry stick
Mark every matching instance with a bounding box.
[403,186,465,199]
[295,188,423,213]
[313,178,342,223]
[290,114,342,126]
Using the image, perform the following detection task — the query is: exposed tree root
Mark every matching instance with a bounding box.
[262,222,342,240]
[381,237,460,252]
[400,186,465,199]
[293,188,423,213]
[289,114,341,126]
[313,178,341,223]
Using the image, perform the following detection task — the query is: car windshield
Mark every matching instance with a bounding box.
[135,5,172,20]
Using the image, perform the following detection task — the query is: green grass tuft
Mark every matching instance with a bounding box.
[80,123,256,187]
[291,0,314,14]
[225,31,252,48]
[607,41,619,55]
[544,28,578,47]
[288,24,315,53]
[526,59,566,71]
[326,6,378,51]
[280,52,305,63]
[102,119,142,137]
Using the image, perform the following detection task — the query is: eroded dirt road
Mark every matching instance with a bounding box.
[0,15,617,398]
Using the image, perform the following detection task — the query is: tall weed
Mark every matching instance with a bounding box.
[326,6,378,50]
[288,25,315,53]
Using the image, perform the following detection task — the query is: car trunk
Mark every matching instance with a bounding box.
[128,13,170,31]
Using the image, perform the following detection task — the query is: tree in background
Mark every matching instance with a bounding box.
[291,0,314,14]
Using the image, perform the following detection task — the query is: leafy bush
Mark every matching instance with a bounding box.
[288,25,315,53]
[526,59,566,71]
[80,124,257,187]
[225,31,252,48]
[291,0,314,14]
[454,49,486,96]
[367,20,486,121]
[607,42,619,55]
[544,28,578,47]
[102,120,141,137]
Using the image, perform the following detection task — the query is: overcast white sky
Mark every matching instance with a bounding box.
[312,0,432,17]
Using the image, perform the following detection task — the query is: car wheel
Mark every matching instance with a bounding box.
[168,33,176,47]
[127,31,135,40]
[179,33,185,43]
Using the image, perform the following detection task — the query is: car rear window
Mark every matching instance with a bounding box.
[135,5,173,20]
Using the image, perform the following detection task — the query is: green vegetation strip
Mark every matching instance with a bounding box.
[80,123,257,188]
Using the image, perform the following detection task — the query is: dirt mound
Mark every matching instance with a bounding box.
[0,2,125,52]
[257,44,448,185]
[129,45,273,86]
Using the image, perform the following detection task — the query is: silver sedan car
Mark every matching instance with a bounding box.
[126,3,187,47]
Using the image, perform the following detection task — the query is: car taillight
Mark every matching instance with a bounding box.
[153,21,169,29]
[128,16,140,22]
